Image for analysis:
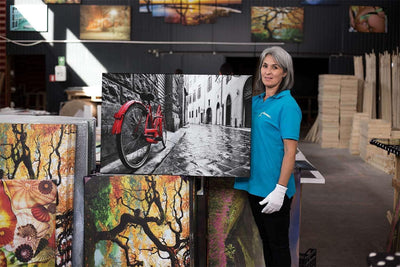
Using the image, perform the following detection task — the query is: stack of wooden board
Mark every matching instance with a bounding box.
[368,144,396,175]
[392,130,400,139]
[363,52,377,119]
[318,74,341,148]
[349,112,370,155]
[353,55,364,112]
[359,118,392,173]
[379,51,392,122]
[393,50,400,129]
[353,55,364,80]
[317,74,360,148]
[339,76,359,148]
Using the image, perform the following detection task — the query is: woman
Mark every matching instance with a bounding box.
[234,46,302,267]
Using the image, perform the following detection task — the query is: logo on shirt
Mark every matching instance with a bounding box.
[258,112,271,119]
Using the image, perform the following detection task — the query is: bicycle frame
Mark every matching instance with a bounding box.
[144,103,158,144]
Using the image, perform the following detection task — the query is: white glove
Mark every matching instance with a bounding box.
[259,184,287,214]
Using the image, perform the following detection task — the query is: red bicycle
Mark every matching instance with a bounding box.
[111,93,167,170]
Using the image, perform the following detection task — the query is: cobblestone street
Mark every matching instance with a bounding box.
[153,124,251,177]
[101,124,251,177]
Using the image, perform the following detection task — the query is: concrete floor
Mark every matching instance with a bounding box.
[298,141,394,267]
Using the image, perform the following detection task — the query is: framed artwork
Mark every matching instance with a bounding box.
[84,175,192,266]
[9,5,48,32]
[251,6,304,42]
[301,0,338,5]
[44,0,80,3]
[139,0,242,26]
[349,6,387,33]
[80,5,131,40]
[100,73,252,177]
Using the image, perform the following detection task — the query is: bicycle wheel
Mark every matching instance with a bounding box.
[116,103,151,170]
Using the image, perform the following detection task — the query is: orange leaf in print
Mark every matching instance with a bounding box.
[5,180,57,210]
[0,249,6,267]
[0,227,14,246]
[31,204,51,222]
[0,181,17,245]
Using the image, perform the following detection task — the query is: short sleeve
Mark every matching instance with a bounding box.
[280,102,302,141]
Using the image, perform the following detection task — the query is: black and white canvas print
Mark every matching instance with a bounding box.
[100,73,252,177]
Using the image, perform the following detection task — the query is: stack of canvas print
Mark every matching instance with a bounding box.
[0,115,96,266]
[0,123,76,266]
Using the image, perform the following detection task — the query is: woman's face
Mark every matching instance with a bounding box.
[261,54,287,90]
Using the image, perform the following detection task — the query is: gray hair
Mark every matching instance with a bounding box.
[254,46,294,95]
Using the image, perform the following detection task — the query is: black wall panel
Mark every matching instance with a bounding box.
[5,0,400,112]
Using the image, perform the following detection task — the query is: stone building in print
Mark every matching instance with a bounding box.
[185,74,252,128]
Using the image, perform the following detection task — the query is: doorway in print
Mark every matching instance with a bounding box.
[226,95,231,126]
[216,102,221,125]
[206,107,212,124]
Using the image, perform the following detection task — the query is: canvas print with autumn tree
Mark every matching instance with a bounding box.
[0,123,76,266]
[84,175,191,266]
[251,7,304,42]
[80,5,131,40]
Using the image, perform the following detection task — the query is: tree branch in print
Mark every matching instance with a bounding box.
[253,7,303,41]
[85,176,190,267]
[172,0,189,25]
[0,124,75,180]
[56,209,73,267]
[143,0,151,13]
[45,124,65,185]
[0,124,36,179]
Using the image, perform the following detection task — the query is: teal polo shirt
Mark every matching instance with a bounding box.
[234,90,302,198]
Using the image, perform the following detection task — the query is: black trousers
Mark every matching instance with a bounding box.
[248,193,292,267]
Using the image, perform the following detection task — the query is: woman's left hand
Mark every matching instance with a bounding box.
[259,184,287,213]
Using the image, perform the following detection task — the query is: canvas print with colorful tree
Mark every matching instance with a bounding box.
[84,175,191,266]
[251,7,304,42]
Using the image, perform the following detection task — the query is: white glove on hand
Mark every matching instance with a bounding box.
[259,184,287,214]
